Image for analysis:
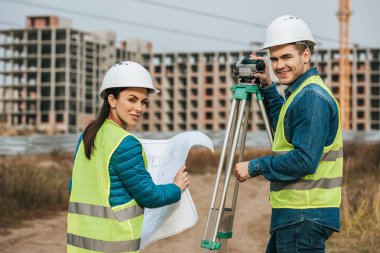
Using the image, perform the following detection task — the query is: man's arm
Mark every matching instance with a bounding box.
[236,90,331,182]
[260,83,285,131]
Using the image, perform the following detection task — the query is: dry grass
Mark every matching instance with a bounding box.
[327,142,380,252]
[0,152,73,228]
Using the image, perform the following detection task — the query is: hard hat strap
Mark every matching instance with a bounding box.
[294,41,314,53]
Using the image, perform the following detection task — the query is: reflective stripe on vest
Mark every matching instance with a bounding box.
[269,75,343,209]
[68,119,146,253]
[68,202,144,222]
[67,233,140,253]
[271,177,343,191]
[271,147,343,192]
[273,147,343,162]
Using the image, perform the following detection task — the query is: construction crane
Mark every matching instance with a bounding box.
[338,0,351,129]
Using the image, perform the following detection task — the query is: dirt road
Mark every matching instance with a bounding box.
[1,174,271,253]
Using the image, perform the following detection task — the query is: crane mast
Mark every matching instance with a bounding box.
[338,0,351,129]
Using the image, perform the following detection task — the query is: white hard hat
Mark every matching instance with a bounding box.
[261,15,316,50]
[99,61,159,99]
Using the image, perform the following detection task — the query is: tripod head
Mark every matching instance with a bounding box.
[233,57,265,84]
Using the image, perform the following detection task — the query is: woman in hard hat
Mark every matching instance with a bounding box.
[67,61,189,253]
[234,15,343,252]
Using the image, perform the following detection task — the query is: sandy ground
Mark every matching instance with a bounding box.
[0,174,271,253]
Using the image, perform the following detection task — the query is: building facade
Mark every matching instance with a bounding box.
[141,51,267,132]
[0,16,379,134]
[312,47,380,131]
[0,16,117,134]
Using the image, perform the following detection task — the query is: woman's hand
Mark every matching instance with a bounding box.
[173,165,190,192]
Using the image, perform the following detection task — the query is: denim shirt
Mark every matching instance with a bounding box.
[248,67,341,232]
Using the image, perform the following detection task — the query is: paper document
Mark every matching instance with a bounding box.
[139,131,214,250]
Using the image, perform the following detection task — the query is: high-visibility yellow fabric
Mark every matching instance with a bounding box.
[270,76,343,209]
[68,119,145,253]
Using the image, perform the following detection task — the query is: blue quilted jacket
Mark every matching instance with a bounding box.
[69,133,181,208]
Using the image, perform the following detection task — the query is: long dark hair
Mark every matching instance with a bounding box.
[82,88,123,159]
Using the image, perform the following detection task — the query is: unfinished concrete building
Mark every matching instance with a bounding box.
[0,15,379,134]
[0,16,117,133]
[141,51,267,132]
[312,47,380,131]
[140,47,380,132]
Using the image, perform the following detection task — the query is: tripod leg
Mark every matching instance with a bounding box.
[209,99,239,208]
[216,101,251,253]
[202,99,239,251]
[231,102,251,213]
[257,99,273,145]
[211,99,248,246]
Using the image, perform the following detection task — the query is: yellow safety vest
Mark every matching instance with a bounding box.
[67,119,146,253]
[270,76,343,209]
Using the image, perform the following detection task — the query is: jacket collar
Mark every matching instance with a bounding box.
[284,67,319,99]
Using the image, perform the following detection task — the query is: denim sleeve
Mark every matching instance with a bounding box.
[248,91,330,181]
[261,83,285,131]
[112,136,181,208]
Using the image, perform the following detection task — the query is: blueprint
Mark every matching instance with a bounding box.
[139,131,214,250]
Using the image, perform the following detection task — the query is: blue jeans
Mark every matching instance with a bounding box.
[265,221,334,253]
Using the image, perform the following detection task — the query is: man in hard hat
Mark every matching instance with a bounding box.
[234,15,343,252]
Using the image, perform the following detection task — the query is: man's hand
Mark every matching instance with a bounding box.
[233,161,251,182]
[249,54,272,87]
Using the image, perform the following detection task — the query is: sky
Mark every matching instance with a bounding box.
[0,0,379,53]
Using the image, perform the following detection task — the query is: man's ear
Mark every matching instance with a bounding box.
[303,48,311,64]
[108,94,116,109]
